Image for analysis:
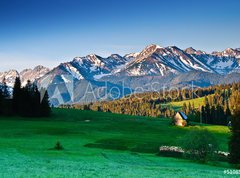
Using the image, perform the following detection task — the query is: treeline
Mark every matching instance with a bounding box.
[61,84,220,117]
[0,77,51,117]
[200,96,230,125]
[197,83,239,125]
[229,87,240,164]
[61,82,240,126]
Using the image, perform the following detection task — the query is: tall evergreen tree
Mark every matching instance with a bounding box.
[201,106,206,123]
[225,104,232,124]
[0,89,3,115]
[40,88,51,117]
[182,102,187,113]
[187,102,191,115]
[205,103,211,124]
[12,77,21,114]
[210,105,215,124]
[32,84,41,116]
[229,91,240,164]
[2,77,9,98]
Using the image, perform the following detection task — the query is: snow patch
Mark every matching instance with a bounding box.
[64,64,84,80]
[61,75,72,83]
[94,73,111,80]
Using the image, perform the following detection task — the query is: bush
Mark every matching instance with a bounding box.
[188,113,200,123]
[217,151,229,162]
[158,146,184,158]
[54,141,64,150]
[179,128,219,163]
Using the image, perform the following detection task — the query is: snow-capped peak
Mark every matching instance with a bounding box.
[20,66,50,86]
[2,44,240,88]
[87,54,98,58]
[145,44,163,51]
[0,66,50,88]
[86,54,102,62]
[0,70,19,87]
[134,44,164,62]
[73,54,104,67]
[184,47,197,54]
[212,48,240,58]
[124,52,140,61]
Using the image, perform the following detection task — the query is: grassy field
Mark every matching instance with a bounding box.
[162,96,206,111]
[0,109,234,177]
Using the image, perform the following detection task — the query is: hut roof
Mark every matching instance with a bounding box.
[178,111,188,120]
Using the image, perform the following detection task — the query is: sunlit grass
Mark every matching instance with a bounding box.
[0,108,233,177]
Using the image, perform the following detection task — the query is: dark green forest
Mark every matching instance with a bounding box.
[0,77,51,117]
[67,82,240,126]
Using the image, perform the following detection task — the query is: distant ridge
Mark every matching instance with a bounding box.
[1,44,240,105]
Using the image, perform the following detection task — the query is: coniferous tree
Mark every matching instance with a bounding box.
[229,88,240,164]
[0,78,12,115]
[182,102,187,113]
[205,103,211,124]
[19,84,30,116]
[210,105,215,124]
[187,102,191,115]
[201,106,206,123]
[0,89,3,115]
[12,77,21,114]
[225,104,232,124]
[40,88,51,117]
[19,80,35,117]
[0,77,51,117]
[2,78,9,98]
[192,102,195,113]
[215,105,222,125]
[71,82,238,123]
[32,84,41,116]
[204,96,209,105]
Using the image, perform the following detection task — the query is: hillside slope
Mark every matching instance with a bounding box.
[0,108,231,177]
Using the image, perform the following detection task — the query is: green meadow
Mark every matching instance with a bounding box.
[0,108,235,177]
[166,96,205,111]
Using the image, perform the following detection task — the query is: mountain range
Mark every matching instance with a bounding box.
[1,44,240,105]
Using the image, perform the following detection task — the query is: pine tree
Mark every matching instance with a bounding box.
[12,77,21,114]
[40,89,51,117]
[182,102,187,113]
[216,105,224,125]
[19,80,36,117]
[229,90,240,164]
[192,102,195,113]
[2,77,9,98]
[210,105,216,124]
[187,102,191,115]
[229,109,240,164]
[0,89,3,115]
[201,106,206,123]
[225,104,232,124]
[205,103,211,124]
[32,84,41,116]
[19,86,30,116]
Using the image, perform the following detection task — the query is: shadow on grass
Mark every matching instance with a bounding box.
[85,138,160,153]
[130,143,160,153]
[84,138,129,151]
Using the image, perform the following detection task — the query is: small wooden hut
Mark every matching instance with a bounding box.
[173,111,188,126]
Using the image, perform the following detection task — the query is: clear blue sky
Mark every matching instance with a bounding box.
[0,0,240,71]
